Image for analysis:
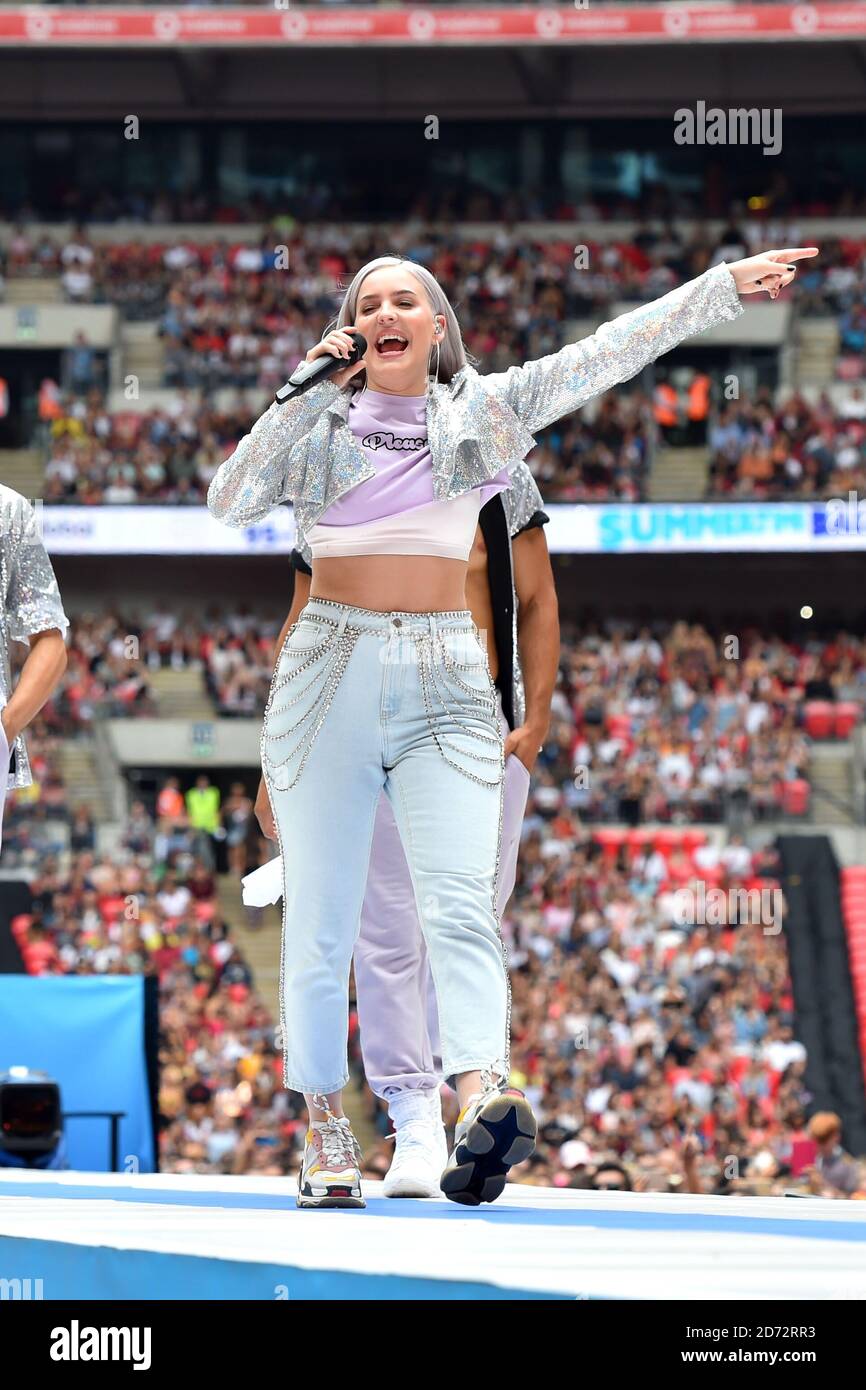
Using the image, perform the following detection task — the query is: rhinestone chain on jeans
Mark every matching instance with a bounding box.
[415,630,504,787]
[263,607,513,1090]
[262,625,360,791]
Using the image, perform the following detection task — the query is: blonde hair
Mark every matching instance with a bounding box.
[327,254,475,386]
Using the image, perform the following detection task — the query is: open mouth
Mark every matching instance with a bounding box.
[375,333,409,357]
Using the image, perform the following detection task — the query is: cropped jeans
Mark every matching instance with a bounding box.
[354,691,530,1100]
[261,596,511,1102]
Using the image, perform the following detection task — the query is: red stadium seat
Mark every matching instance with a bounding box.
[837,356,865,381]
[781,779,810,816]
[626,828,655,857]
[594,828,628,860]
[835,703,861,738]
[682,830,708,852]
[606,713,632,740]
[667,859,695,885]
[653,828,686,858]
[803,701,835,739]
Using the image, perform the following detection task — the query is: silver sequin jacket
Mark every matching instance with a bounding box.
[1,485,70,789]
[207,262,743,542]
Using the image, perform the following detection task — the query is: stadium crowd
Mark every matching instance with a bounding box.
[5,218,862,506]
[6,613,861,847]
[9,740,862,1196]
[39,384,650,506]
[1,219,839,329]
[5,612,865,1189]
[705,387,866,500]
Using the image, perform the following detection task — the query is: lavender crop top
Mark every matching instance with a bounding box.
[305,387,510,561]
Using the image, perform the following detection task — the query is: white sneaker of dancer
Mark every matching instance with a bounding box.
[383,1088,448,1198]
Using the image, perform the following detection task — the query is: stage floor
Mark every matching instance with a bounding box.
[1,1169,865,1300]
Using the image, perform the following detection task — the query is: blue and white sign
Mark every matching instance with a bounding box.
[38,500,866,556]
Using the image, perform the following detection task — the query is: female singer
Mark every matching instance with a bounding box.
[208,244,817,1208]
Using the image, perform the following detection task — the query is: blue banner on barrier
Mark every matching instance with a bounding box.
[0,976,154,1173]
[37,500,866,555]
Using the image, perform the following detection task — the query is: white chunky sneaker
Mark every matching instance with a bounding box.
[383,1088,448,1198]
[297,1115,365,1209]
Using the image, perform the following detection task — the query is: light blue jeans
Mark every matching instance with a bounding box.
[261,596,509,1102]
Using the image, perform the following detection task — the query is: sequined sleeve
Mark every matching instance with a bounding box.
[296,528,313,570]
[6,495,69,645]
[503,461,547,537]
[484,262,743,435]
[207,381,343,529]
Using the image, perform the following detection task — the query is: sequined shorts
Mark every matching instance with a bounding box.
[261,596,505,794]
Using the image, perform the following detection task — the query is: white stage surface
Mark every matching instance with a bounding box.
[1,1169,865,1300]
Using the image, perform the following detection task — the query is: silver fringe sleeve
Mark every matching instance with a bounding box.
[503,460,546,537]
[1,487,70,788]
[1,491,70,646]
[207,380,342,529]
[484,262,743,435]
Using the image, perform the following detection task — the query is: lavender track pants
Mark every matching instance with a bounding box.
[353,692,531,1099]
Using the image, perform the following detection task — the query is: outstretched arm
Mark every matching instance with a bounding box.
[484,248,818,436]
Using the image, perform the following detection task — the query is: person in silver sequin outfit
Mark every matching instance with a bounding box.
[208,245,817,1208]
[0,485,70,856]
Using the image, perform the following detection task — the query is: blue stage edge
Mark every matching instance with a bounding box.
[1,1170,865,1300]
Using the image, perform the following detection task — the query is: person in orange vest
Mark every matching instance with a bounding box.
[156,776,185,825]
[38,378,63,422]
[686,370,712,445]
[653,375,680,444]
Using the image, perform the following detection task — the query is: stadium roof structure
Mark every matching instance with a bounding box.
[3,5,866,117]
[1,4,866,48]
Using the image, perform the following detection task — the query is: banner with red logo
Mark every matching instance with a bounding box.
[1,5,865,48]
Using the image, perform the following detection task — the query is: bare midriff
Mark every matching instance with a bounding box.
[309,527,499,680]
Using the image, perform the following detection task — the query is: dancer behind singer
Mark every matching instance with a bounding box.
[0,485,69,858]
[256,461,558,1198]
[208,247,817,1210]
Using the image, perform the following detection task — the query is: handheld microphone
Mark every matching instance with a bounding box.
[275,331,368,404]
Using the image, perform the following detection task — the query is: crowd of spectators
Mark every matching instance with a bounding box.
[6,612,865,1187]
[31,0,801,6]
[7,763,301,1173]
[449,830,864,1198]
[705,387,866,500]
[39,381,651,505]
[11,744,853,1194]
[360,831,772,1195]
[7,218,865,505]
[10,610,864,830]
[551,620,863,826]
[0,218,819,327]
[42,389,256,505]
